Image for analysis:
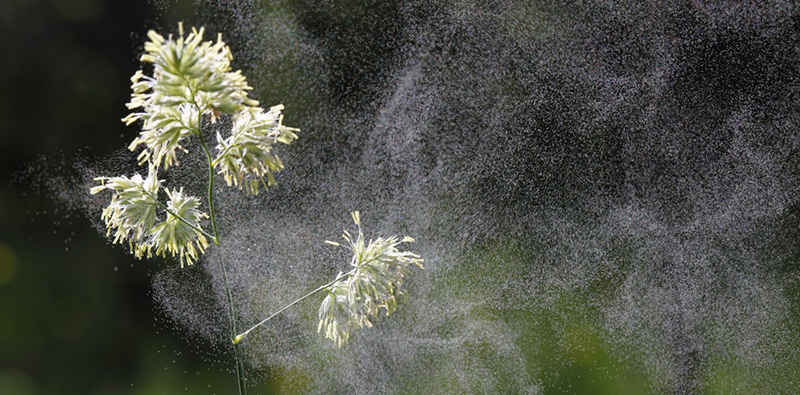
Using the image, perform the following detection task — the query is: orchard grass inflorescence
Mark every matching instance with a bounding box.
[89,23,424,394]
[319,212,424,346]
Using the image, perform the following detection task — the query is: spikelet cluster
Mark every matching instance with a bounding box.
[318,212,424,346]
[215,105,299,194]
[91,167,210,266]
[93,23,300,267]
[90,166,162,259]
[122,23,299,193]
[149,188,210,267]
[125,23,259,168]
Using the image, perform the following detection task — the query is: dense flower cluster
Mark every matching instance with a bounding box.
[90,166,162,259]
[124,23,259,168]
[317,278,353,346]
[149,188,210,267]
[214,105,299,195]
[91,167,210,267]
[319,212,424,346]
[93,24,299,268]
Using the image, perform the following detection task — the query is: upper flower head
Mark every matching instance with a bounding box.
[124,23,259,168]
[318,212,424,346]
[127,102,200,168]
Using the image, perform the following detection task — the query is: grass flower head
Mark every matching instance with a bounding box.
[124,23,259,168]
[318,212,424,346]
[91,167,210,266]
[90,166,163,259]
[214,105,299,195]
[149,187,210,267]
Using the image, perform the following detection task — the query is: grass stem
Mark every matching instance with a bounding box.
[198,117,247,395]
[234,270,355,344]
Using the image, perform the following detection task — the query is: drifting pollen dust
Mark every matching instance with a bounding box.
[64,0,800,394]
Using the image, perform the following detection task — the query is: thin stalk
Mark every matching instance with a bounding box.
[234,269,355,344]
[218,256,246,395]
[197,119,246,395]
[197,137,220,243]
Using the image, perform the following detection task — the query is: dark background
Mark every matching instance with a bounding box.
[0,1,279,394]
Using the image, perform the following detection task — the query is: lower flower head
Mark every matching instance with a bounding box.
[149,188,210,267]
[91,166,210,266]
[318,212,423,346]
[91,166,162,258]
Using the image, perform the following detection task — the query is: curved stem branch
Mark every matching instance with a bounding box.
[234,269,355,344]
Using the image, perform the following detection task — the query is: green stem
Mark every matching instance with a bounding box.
[218,256,247,395]
[234,269,355,344]
[198,137,220,243]
[197,117,246,395]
